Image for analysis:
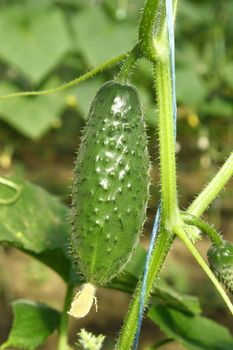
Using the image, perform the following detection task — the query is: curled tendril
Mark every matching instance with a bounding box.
[0,178,22,205]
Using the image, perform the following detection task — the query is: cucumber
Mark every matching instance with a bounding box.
[71,80,149,286]
[207,241,233,293]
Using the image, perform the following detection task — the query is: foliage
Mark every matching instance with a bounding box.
[0,0,232,143]
[1,300,60,350]
[148,305,233,350]
[0,177,72,281]
[0,0,232,350]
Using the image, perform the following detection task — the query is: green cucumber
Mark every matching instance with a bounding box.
[71,80,149,286]
[207,241,233,293]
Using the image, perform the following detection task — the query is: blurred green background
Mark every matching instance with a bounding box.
[0,0,232,349]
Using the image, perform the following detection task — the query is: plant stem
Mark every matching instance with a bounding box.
[153,59,180,225]
[57,283,74,350]
[182,213,223,246]
[174,225,233,315]
[115,230,173,349]
[115,0,181,346]
[138,0,160,62]
[116,46,139,83]
[188,152,233,217]
[0,53,127,100]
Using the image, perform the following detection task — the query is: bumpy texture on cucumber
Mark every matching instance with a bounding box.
[71,81,149,285]
[207,241,233,293]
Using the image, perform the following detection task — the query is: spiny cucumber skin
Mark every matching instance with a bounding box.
[207,241,233,293]
[71,81,149,286]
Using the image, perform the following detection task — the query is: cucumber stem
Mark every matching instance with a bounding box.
[182,212,223,246]
[116,46,139,83]
[0,53,127,100]
[138,0,161,62]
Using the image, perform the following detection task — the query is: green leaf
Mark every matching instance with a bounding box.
[0,79,66,139]
[176,45,203,70]
[176,68,207,107]
[0,3,70,82]
[177,1,214,29]
[125,247,201,315]
[135,84,157,129]
[148,305,233,350]
[1,299,60,350]
[222,63,233,88]
[71,7,135,66]
[71,78,104,118]
[200,97,233,118]
[146,338,174,350]
[0,177,72,281]
[154,280,201,316]
[124,245,146,278]
[108,245,146,293]
[111,246,201,315]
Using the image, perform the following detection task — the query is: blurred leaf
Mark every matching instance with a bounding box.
[71,78,104,118]
[0,79,66,139]
[125,246,201,315]
[0,3,70,82]
[71,7,135,66]
[1,299,60,350]
[111,245,201,315]
[108,245,145,293]
[144,106,158,129]
[154,280,201,315]
[148,305,233,350]
[0,177,72,281]
[103,0,143,21]
[124,244,146,278]
[146,338,174,350]
[222,63,233,88]
[177,1,214,29]
[133,83,157,129]
[200,97,233,118]
[109,273,137,294]
[176,45,203,70]
[176,68,207,107]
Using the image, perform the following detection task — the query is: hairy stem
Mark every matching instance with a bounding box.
[182,213,223,246]
[188,152,233,217]
[0,53,127,100]
[116,46,139,83]
[57,283,74,350]
[153,59,179,225]
[115,230,173,349]
[138,0,160,62]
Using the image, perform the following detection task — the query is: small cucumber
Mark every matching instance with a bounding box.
[71,80,149,287]
[207,241,233,293]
